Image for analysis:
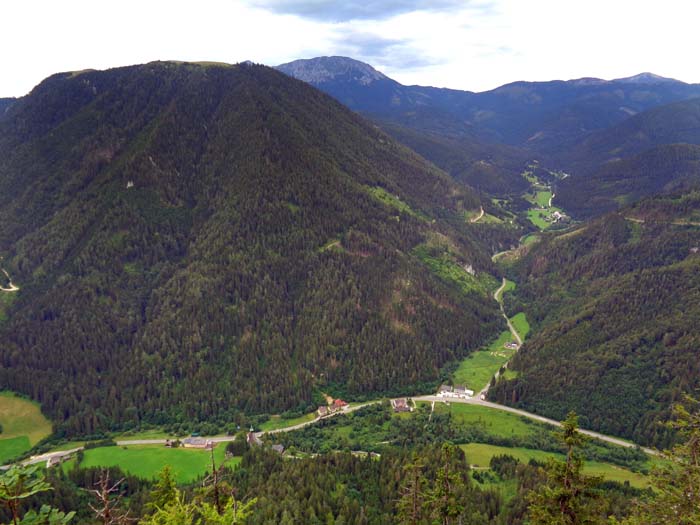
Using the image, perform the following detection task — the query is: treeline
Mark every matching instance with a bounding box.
[13,402,699,524]
[492,192,700,447]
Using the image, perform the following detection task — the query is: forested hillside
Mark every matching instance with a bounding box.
[0,97,14,118]
[0,62,504,436]
[564,97,700,173]
[490,192,700,447]
[556,144,700,217]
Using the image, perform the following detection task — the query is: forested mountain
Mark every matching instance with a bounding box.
[0,61,505,436]
[277,57,531,195]
[277,56,700,198]
[561,97,700,174]
[0,97,15,117]
[557,144,700,217]
[490,191,700,447]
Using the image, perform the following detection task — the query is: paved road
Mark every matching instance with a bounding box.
[624,215,700,227]
[11,402,381,468]
[477,278,522,398]
[414,395,657,456]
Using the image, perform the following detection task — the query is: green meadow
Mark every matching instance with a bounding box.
[0,392,52,464]
[461,443,649,488]
[77,444,236,484]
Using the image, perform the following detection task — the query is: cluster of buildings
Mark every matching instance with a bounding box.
[437,385,474,399]
[317,398,349,417]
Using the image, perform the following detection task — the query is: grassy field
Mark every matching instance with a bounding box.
[534,190,552,208]
[368,187,428,221]
[414,245,491,297]
[78,444,236,484]
[521,233,540,246]
[510,313,530,340]
[260,412,317,431]
[0,392,52,463]
[453,331,516,391]
[461,443,649,488]
[445,403,539,439]
[527,209,551,230]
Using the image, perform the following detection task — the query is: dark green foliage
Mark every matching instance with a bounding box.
[566,97,700,174]
[272,403,649,471]
[0,62,502,436]
[526,413,604,525]
[492,192,700,446]
[558,144,700,218]
[231,445,501,524]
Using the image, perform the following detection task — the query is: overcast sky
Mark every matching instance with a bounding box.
[1,0,698,97]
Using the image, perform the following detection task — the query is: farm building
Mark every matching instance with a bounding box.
[391,398,411,412]
[182,437,214,449]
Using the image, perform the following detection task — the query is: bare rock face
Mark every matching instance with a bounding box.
[277,56,388,86]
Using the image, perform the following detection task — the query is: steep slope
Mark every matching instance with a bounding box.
[0,62,503,436]
[490,192,700,447]
[277,57,530,194]
[557,144,700,217]
[564,97,700,173]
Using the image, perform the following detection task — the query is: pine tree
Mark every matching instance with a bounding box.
[526,412,603,525]
[426,444,465,525]
[396,456,427,525]
[145,466,177,515]
[622,396,700,525]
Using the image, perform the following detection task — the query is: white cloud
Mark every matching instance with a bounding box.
[0,0,698,96]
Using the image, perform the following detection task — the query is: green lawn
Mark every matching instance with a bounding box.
[260,412,317,432]
[480,213,503,224]
[0,392,53,463]
[527,209,551,230]
[447,404,538,439]
[510,313,530,340]
[453,331,516,391]
[534,191,552,208]
[460,443,649,488]
[78,444,236,484]
[521,233,540,246]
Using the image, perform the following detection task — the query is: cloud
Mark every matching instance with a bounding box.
[251,0,494,22]
[330,31,445,70]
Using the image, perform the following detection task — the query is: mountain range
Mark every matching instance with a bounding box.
[1,56,699,443]
[277,56,700,201]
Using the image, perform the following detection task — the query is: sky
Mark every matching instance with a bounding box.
[1,0,699,97]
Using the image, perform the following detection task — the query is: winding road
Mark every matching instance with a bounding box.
[0,268,19,292]
[470,207,484,223]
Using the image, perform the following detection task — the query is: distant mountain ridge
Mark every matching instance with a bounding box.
[276,56,700,148]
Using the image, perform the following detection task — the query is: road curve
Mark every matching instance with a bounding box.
[470,207,485,223]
